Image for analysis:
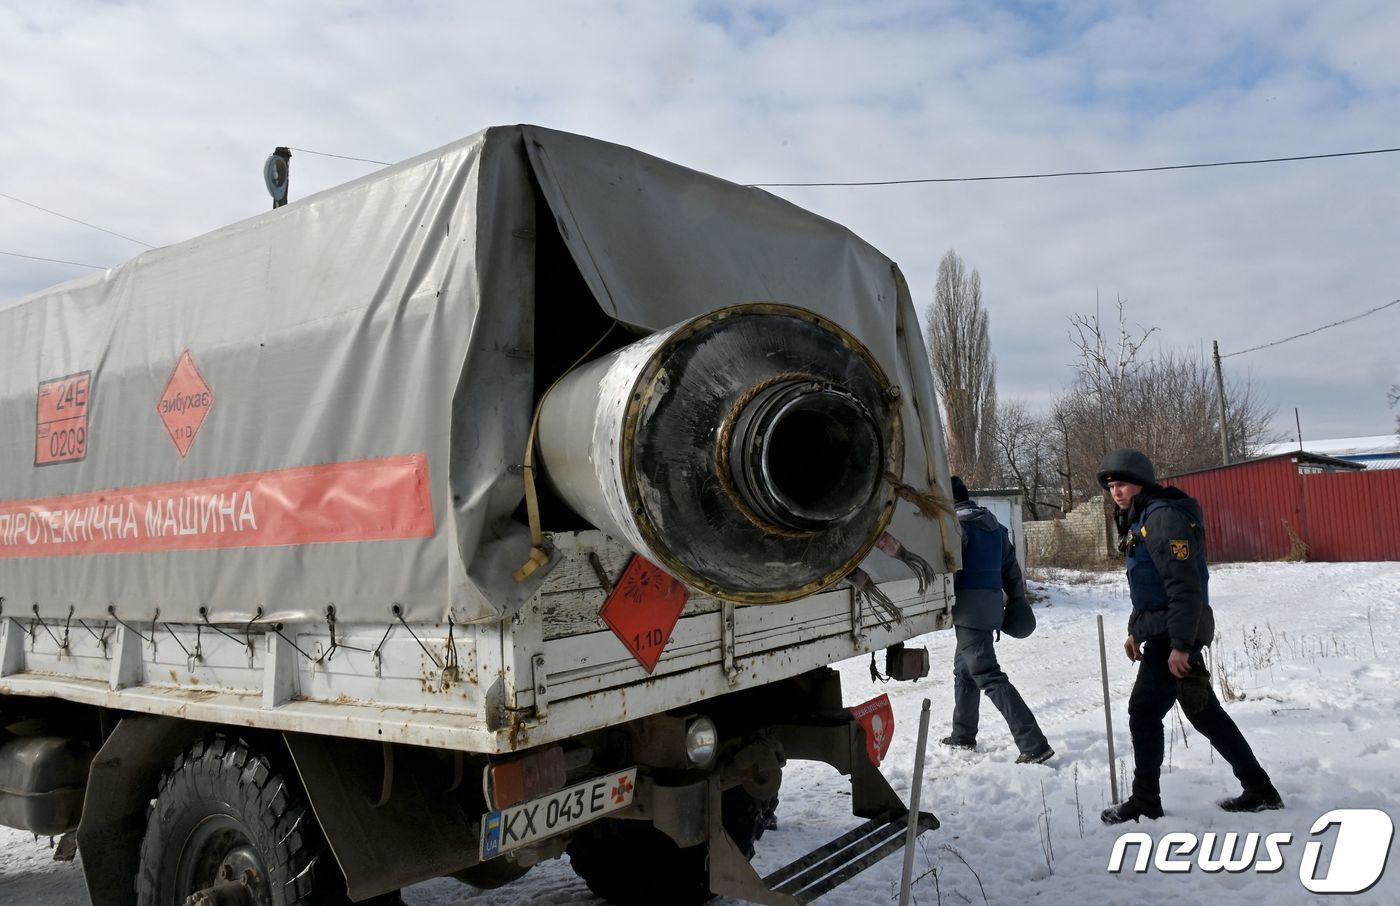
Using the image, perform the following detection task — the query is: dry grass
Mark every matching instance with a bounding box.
[1281,518,1310,562]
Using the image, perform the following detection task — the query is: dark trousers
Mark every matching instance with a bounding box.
[1128,641,1272,808]
[951,626,1048,755]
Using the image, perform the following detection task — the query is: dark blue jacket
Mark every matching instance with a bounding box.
[1121,487,1215,650]
[952,500,1026,631]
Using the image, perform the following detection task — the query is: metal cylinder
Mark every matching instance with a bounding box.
[537,303,902,603]
[726,379,883,532]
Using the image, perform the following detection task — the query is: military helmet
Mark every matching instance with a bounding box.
[1096,448,1156,489]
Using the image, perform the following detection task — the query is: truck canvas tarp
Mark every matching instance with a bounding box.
[0,124,954,627]
[0,125,957,906]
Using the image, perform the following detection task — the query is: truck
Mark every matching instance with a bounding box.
[0,125,959,906]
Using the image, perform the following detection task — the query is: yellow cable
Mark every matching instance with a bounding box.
[513,321,620,583]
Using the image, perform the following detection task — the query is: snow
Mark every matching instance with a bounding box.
[3,561,1397,905]
[1258,437,1400,459]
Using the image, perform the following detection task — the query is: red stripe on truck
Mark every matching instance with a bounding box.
[0,454,434,558]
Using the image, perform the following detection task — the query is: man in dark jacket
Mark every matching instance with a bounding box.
[941,476,1053,764]
[1097,448,1283,824]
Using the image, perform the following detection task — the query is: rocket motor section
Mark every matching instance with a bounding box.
[537,303,904,604]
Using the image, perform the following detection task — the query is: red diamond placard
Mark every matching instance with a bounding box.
[156,350,215,458]
[600,555,689,673]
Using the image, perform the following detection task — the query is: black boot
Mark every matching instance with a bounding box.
[1219,785,1284,813]
[1101,798,1164,825]
[1015,746,1054,764]
[940,736,975,750]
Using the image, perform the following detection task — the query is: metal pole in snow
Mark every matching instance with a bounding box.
[1098,614,1120,804]
[898,698,931,906]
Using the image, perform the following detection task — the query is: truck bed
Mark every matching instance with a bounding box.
[0,531,951,755]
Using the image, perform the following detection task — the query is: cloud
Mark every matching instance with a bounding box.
[2,0,1397,437]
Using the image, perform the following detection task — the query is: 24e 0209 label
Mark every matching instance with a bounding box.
[35,372,92,466]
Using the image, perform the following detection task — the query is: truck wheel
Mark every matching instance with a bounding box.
[566,788,774,906]
[136,734,339,906]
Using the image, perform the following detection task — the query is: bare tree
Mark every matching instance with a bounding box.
[1222,372,1277,458]
[927,249,997,485]
[1051,298,1278,502]
[1390,384,1400,436]
[992,399,1058,519]
[1050,296,1156,506]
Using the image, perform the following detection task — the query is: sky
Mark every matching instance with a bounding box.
[6,560,1399,903]
[2,0,1398,440]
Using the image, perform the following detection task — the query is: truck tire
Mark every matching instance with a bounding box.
[136,734,343,906]
[566,788,774,906]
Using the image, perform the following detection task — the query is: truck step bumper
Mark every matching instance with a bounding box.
[710,806,939,906]
[765,811,940,904]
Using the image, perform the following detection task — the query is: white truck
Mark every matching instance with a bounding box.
[0,125,959,906]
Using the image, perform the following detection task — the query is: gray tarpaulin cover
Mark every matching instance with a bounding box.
[0,125,955,625]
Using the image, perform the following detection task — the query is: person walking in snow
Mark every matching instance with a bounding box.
[1097,448,1284,824]
[941,476,1053,764]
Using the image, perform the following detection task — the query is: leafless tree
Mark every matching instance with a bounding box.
[991,399,1059,519]
[1049,296,1155,507]
[1052,299,1278,503]
[1390,384,1400,436]
[927,249,997,485]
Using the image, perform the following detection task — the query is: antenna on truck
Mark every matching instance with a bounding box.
[263,147,292,209]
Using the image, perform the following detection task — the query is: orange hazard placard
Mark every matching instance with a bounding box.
[599,556,689,673]
[35,371,92,466]
[851,694,894,766]
[157,350,214,458]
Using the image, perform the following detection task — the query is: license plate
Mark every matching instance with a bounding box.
[480,767,638,860]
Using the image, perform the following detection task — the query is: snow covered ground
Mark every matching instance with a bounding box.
[3,561,1397,905]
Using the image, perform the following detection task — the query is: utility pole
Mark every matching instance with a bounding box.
[1212,340,1230,465]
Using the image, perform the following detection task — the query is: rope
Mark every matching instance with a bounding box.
[272,624,318,662]
[316,604,370,663]
[162,623,191,658]
[444,615,459,675]
[885,473,954,521]
[392,604,443,669]
[514,322,620,582]
[199,606,247,649]
[108,605,154,644]
[32,605,67,651]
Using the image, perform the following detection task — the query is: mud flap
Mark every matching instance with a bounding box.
[707,776,795,906]
[75,716,207,906]
[284,733,477,900]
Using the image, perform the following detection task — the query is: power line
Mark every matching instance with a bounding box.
[6,141,1397,288]
[747,146,1400,188]
[1222,298,1400,359]
[287,146,391,166]
[0,191,154,248]
[0,250,106,269]
[5,143,1390,257]
[0,146,391,260]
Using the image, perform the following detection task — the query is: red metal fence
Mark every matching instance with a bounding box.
[1162,457,1400,562]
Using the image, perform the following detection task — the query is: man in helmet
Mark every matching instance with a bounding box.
[1097,448,1283,824]
[940,476,1053,765]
